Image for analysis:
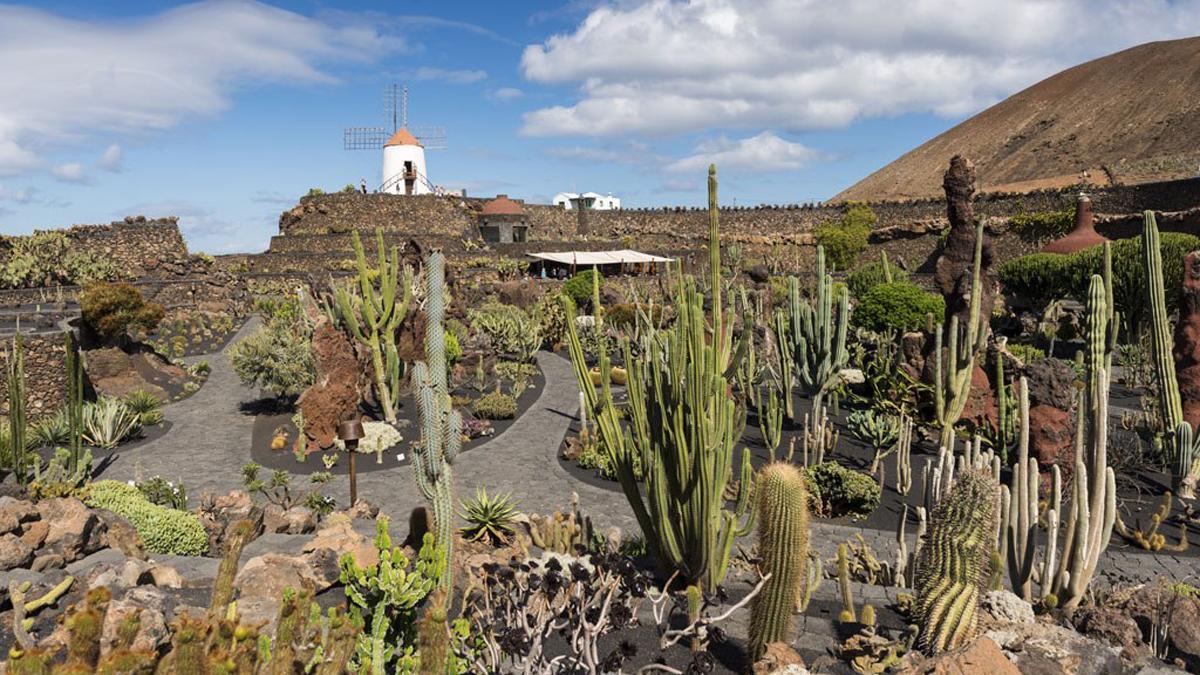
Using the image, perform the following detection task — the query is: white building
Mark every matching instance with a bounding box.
[381,128,431,195]
[552,191,621,210]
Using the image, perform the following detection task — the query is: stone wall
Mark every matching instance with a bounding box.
[0,334,67,420]
[60,216,189,275]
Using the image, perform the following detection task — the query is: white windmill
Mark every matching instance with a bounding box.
[343,85,447,195]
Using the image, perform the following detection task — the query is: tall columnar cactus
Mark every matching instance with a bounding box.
[774,245,850,415]
[335,228,413,424]
[933,219,988,451]
[65,332,84,475]
[411,251,459,591]
[914,468,998,655]
[1049,274,1117,611]
[1142,211,1199,497]
[7,334,27,483]
[563,165,752,594]
[748,463,810,660]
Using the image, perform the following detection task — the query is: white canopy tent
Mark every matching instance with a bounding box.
[526,249,674,265]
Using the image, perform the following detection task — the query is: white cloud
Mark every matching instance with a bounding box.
[490,87,525,102]
[0,2,398,176]
[0,185,33,204]
[98,143,123,172]
[412,67,488,84]
[520,0,1200,136]
[667,132,818,172]
[52,163,89,184]
[547,141,669,167]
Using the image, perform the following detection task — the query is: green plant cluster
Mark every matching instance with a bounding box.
[0,231,129,289]
[814,202,875,270]
[1007,209,1075,244]
[853,281,944,333]
[85,480,209,555]
[803,461,881,518]
[230,316,315,397]
[847,260,908,300]
[136,475,188,510]
[1006,342,1045,363]
[80,282,165,342]
[472,390,518,420]
[468,302,541,363]
[563,269,603,309]
[998,232,1200,332]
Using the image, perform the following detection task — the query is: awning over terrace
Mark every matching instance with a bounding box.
[526,249,674,265]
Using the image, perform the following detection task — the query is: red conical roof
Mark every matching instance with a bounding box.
[384,128,422,147]
[481,194,524,216]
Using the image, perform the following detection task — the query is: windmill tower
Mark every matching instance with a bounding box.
[344,85,447,195]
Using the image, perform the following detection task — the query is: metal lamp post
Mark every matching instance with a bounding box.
[337,419,365,506]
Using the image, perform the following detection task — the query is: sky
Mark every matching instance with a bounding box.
[0,1,1197,254]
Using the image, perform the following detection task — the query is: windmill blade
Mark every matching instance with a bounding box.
[344,126,389,150]
[410,125,447,150]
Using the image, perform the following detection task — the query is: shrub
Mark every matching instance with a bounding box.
[1006,342,1045,363]
[230,321,315,397]
[854,281,944,333]
[80,282,164,342]
[996,253,1073,309]
[605,303,637,329]
[815,202,875,271]
[468,302,541,363]
[563,269,603,309]
[82,396,143,449]
[85,480,208,555]
[472,390,518,420]
[804,461,880,518]
[532,293,569,348]
[847,260,908,300]
[495,361,539,382]
[444,331,462,370]
[1007,209,1075,244]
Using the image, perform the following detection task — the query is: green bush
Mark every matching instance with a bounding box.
[804,461,880,518]
[531,293,568,348]
[85,480,208,555]
[854,281,944,333]
[1007,343,1045,363]
[80,282,165,342]
[1008,209,1075,244]
[605,303,636,329]
[815,202,875,271]
[230,321,315,397]
[996,253,1073,309]
[563,269,603,309]
[444,331,462,370]
[847,260,908,300]
[468,302,541,363]
[472,390,518,420]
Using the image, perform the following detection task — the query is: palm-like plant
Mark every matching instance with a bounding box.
[459,489,520,545]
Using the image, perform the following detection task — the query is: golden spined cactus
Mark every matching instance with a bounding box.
[914,469,998,655]
[748,463,810,660]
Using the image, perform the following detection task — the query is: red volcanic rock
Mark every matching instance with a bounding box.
[935,156,995,326]
[1177,251,1200,432]
[1029,404,1074,469]
[298,321,362,450]
[1041,193,1108,254]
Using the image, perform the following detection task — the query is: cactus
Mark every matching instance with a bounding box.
[525,493,600,555]
[748,463,810,660]
[932,220,988,451]
[774,245,850,415]
[415,590,450,675]
[837,543,856,623]
[994,340,1010,463]
[896,414,913,495]
[802,404,837,467]
[798,551,823,612]
[335,228,413,424]
[210,519,255,616]
[685,584,702,653]
[757,386,783,458]
[65,332,84,475]
[562,165,752,594]
[410,251,459,591]
[1143,212,1199,497]
[847,409,901,475]
[7,333,28,483]
[914,469,998,655]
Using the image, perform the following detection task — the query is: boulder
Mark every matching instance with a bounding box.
[18,520,49,550]
[100,594,169,657]
[497,280,542,307]
[303,514,378,569]
[897,636,1019,675]
[141,564,184,589]
[1025,358,1078,412]
[37,497,104,562]
[985,621,1123,674]
[95,509,145,558]
[263,505,317,535]
[751,642,807,675]
[1030,405,1075,469]
[0,534,34,571]
[1126,585,1200,671]
[981,590,1035,625]
[31,553,64,572]
[195,490,263,555]
[343,500,379,521]
[1176,251,1200,434]
[297,321,362,450]
[1074,604,1148,663]
[234,550,340,629]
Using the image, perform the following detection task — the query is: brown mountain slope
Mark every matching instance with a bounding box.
[835,37,1200,202]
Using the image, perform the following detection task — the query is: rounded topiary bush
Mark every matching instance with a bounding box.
[854,281,944,333]
[80,282,165,342]
[803,461,880,517]
[563,269,603,310]
[472,390,518,420]
[85,480,209,556]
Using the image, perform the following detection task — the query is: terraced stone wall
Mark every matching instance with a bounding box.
[63,217,189,275]
[0,334,68,420]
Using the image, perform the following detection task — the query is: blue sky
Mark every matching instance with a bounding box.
[0,1,1197,253]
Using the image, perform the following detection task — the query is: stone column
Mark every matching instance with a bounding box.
[935,155,995,326]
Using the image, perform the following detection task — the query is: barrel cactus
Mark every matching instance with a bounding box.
[748,463,810,659]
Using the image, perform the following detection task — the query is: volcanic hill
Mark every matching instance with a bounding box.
[835,37,1200,202]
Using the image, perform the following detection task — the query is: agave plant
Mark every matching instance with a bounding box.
[458,488,520,545]
[83,397,142,449]
[30,410,70,448]
[123,390,164,427]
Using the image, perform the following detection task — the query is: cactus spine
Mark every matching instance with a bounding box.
[1143,211,1198,497]
[411,251,459,592]
[774,245,850,416]
[335,228,413,424]
[562,165,752,594]
[748,464,810,660]
[7,334,27,483]
[933,220,988,451]
[914,469,998,654]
